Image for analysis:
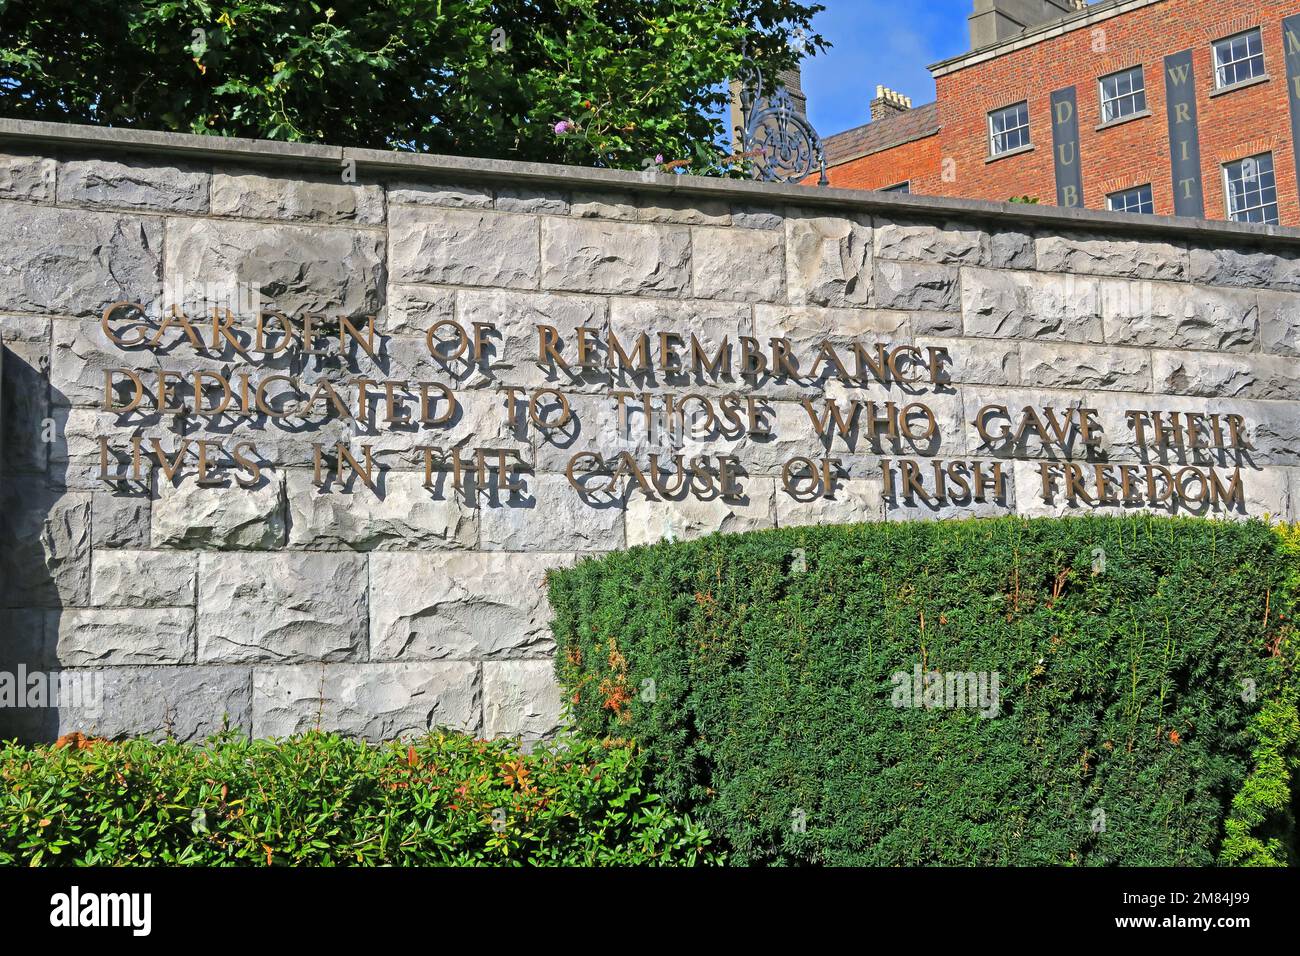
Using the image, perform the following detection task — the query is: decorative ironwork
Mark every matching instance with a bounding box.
[738,59,828,186]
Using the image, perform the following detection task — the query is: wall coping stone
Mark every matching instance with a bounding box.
[1,116,1298,251]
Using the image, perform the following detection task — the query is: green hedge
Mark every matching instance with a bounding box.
[0,731,721,866]
[550,516,1300,866]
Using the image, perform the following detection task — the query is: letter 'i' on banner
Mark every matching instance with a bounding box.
[1284,14,1300,193]
[1163,49,1205,218]
[1050,87,1083,208]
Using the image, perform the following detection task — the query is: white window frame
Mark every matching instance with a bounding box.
[1222,153,1279,225]
[1098,66,1146,124]
[988,101,1031,157]
[1213,28,1266,89]
[1107,184,1154,215]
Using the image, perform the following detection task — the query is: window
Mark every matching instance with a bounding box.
[1108,184,1154,215]
[881,181,911,194]
[1213,29,1266,89]
[1223,153,1278,224]
[1099,66,1146,123]
[989,102,1030,156]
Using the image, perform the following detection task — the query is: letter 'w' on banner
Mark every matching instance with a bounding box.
[1050,87,1083,208]
[1163,49,1205,218]
[1284,14,1300,192]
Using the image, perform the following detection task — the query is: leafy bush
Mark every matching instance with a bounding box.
[0,731,721,866]
[550,516,1300,866]
[0,0,824,171]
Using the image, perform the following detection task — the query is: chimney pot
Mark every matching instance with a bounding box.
[870,85,913,122]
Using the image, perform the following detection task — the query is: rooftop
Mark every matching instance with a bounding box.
[822,101,941,167]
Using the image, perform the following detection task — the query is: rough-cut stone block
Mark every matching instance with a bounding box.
[253,662,480,739]
[91,548,196,607]
[90,492,150,549]
[0,482,90,608]
[1011,460,1127,519]
[479,473,624,551]
[570,191,638,220]
[58,157,209,213]
[387,181,492,208]
[691,225,783,301]
[1101,280,1258,352]
[874,221,987,265]
[625,479,775,545]
[0,207,161,316]
[990,230,1036,270]
[51,666,253,742]
[1151,351,1300,400]
[884,459,1016,521]
[1012,459,1286,521]
[752,304,910,391]
[455,288,608,392]
[776,477,884,527]
[1191,247,1300,292]
[385,284,456,335]
[0,153,55,201]
[483,661,563,741]
[153,475,285,549]
[606,297,751,391]
[198,552,368,664]
[962,267,1103,343]
[732,205,785,230]
[49,405,181,484]
[1019,342,1151,392]
[166,217,384,318]
[354,388,530,472]
[916,336,1019,387]
[369,551,575,661]
[287,470,478,550]
[211,172,385,224]
[50,318,165,407]
[54,608,195,665]
[541,218,690,295]
[785,213,873,306]
[1036,234,1188,281]
[495,188,569,215]
[1259,290,1300,357]
[961,387,1113,461]
[874,260,961,312]
[639,196,730,226]
[390,205,537,289]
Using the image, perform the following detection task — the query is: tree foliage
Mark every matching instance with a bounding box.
[0,0,826,171]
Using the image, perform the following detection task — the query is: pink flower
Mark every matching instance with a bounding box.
[655,154,664,164]
[554,120,571,135]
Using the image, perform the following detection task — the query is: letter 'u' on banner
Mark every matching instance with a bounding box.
[1050,87,1083,208]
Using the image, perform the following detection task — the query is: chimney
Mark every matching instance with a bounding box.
[969,0,1087,50]
[870,85,913,122]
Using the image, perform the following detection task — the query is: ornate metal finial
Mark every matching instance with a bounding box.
[737,49,828,186]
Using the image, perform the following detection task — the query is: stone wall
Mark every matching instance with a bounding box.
[1,118,1298,744]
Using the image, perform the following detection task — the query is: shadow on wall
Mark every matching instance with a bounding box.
[1,331,246,746]
[1,335,68,743]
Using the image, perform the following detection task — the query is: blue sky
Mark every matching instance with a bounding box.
[801,0,975,135]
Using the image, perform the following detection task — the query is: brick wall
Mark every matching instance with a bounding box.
[826,0,1299,224]
[824,133,942,192]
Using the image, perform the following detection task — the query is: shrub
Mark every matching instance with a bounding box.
[0,731,722,866]
[550,516,1300,866]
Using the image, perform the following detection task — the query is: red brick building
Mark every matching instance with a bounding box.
[817,0,1300,226]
